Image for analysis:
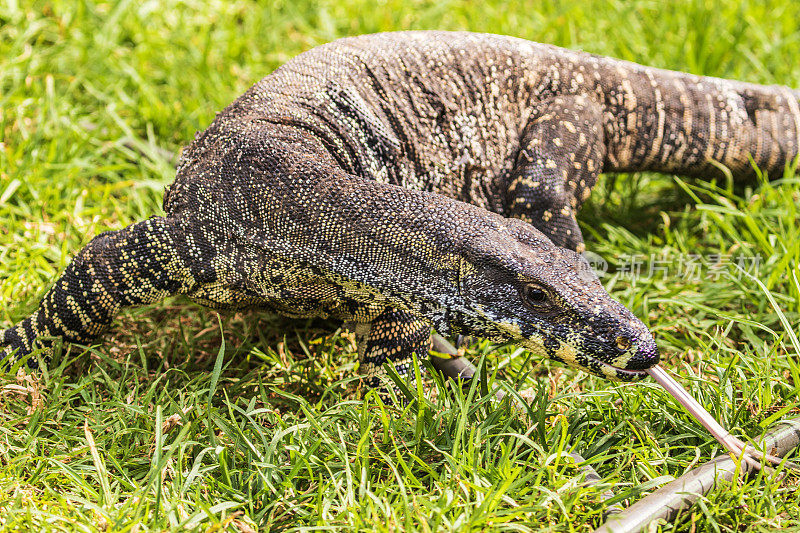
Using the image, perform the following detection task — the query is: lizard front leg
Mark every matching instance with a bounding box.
[354,308,431,391]
[507,95,606,252]
[1,217,197,364]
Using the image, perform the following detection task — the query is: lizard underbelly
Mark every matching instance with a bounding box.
[184,257,390,324]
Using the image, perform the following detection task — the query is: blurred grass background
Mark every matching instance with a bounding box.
[1,0,800,531]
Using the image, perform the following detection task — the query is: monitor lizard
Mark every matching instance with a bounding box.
[2,31,799,388]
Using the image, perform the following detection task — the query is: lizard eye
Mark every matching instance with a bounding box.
[522,284,551,311]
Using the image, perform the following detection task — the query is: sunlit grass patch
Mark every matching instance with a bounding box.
[2,0,800,530]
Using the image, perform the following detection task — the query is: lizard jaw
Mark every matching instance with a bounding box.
[543,338,652,381]
[597,361,649,382]
[548,351,649,381]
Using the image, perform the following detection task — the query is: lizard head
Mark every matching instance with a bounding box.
[454,217,659,381]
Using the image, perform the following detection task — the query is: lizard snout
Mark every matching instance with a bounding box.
[616,332,660,371]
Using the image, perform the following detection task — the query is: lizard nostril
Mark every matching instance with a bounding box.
[615,335,632,351]
[624,336,660,370]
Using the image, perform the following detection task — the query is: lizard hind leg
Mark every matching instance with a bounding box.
[354,308,432,394]
[0,217,197,365]
[507,95,606,252]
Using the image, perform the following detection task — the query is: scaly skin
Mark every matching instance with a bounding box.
[3,31,800,386]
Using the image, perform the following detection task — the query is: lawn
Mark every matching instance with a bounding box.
[1,0,800,531]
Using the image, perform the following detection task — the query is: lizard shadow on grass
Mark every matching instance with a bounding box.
[579,172,697,243]
[578,171,752,246]
[49,304,354,409]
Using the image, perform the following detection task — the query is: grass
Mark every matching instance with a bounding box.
[1,0,800,530]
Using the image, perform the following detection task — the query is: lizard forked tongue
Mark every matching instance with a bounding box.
[646,365,797,471]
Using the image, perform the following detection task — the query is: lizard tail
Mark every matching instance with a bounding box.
[604,66,800,180]
[0,217,196,366]
[727,83,800,179]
